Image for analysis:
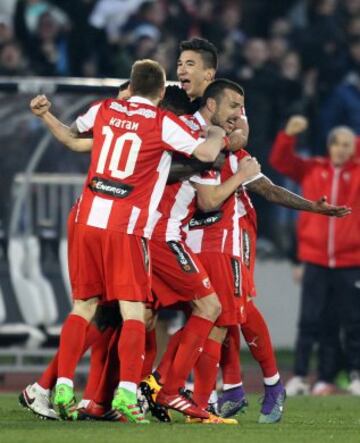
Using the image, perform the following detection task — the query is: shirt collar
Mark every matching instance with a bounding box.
[128,96,155,106]
[193,111,207,127]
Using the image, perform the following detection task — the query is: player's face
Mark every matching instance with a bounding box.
[328,130,355,166]
[210,89,244,135]
[177,50,214,100]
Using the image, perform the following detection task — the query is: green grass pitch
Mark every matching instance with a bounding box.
[1,393,360,443]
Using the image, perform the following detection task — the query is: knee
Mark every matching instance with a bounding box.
[193,294,222,321]
[72,298,98,322]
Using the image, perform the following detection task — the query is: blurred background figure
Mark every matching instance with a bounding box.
[270,115,360,396]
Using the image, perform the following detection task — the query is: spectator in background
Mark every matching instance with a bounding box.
[321,37,360,139]
[235,38,281,242]
[28,11,70,76]
[0,40,29,75]
[0,14,14,47]
[270,115,360,396]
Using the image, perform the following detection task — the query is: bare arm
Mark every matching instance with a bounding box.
[167,153,225,184]
[246,175,351,217]
[194,157,261,211]
[228,115,249,152]
[192,125,226,162]
[30,95,93,152]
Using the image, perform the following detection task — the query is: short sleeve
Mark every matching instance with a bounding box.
[161,114,203,156]
[75,102,102,133]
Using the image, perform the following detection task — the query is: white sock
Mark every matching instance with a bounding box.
[77,399,90,409]
[209,390,218,404]
[264,373,280,386]
[56,377,74,388]
[33,382,50,396]
[119,381,137,394]
[223,383,243,391]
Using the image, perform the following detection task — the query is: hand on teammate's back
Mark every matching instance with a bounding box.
[30,94,51,117]
[238,156,261,180]
[285,115,308,136]
[312,196,352,217]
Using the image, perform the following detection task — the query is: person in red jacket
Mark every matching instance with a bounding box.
[270,116,360,396]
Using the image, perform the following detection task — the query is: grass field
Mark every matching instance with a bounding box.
[1,393,360,443]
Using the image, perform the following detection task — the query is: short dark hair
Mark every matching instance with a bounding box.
[201,78,244,107]
[130,59,165,99]
[179,38,218,70]
[159,85,192,116]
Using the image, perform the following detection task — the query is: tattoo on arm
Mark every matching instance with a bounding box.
[246,176,314,212]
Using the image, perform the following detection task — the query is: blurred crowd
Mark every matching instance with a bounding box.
[1,0,360,247]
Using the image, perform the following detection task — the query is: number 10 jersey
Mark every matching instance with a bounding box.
[73,96,203,238]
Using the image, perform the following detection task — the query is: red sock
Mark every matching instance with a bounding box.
[38,322,102,390]
[118,320,145,384]
[83,326,114,400]
[193,338,222,409]
[155,328,183,384]
[94,327,121,407]
[141,328,157,379]
[38,353,59,390]
[241,302,278,378]
[220,325,242,385]
[162,315,214,395]
[57,314,89,380]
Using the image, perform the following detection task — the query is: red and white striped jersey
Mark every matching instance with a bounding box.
[186,148,261,257]
[73,96,204,238]
[150,111,219,242]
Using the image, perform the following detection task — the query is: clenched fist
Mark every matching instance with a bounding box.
[30,94,51,117]
[238,156,261,180]
[285,115,308,136]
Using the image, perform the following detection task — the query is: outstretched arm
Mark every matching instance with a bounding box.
[246,175,351,217]
[30,95,93,152]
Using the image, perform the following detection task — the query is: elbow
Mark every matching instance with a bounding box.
[195,151,218,163]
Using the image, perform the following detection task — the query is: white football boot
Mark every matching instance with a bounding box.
[285,376,310,396]
[311,381,335,396]
[19,383,59,420]
[347,371,360,396]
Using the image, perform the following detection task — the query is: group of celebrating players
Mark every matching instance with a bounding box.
[19,37,350,425]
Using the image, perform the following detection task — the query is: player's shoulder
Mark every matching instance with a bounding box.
[178,113,202,134]
[103,98,159,119]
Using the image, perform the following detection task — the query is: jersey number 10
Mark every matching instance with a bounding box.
[96,126,141,179]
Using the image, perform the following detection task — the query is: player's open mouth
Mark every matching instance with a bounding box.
[180,79,191,89]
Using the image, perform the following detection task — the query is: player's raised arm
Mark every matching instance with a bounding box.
[191,125,227,162]
[30,95,93,152]
[194,156,261,211]
[245,174,351,217]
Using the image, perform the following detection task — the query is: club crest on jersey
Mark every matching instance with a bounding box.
[202,278,211,289]
[188,210,223,229]
[167,241,197,273]
[89,177,133,198]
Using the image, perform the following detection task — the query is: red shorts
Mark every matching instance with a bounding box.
[197,252,246,326]
[150,239,214,309]
[69,222,152,303]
